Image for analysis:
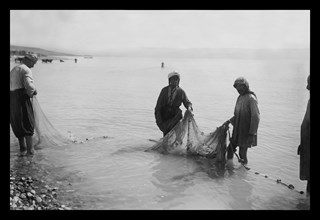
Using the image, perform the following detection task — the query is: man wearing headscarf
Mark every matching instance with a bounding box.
[297,75,310,195]
[155,71,193,136]
[10,53,38,156]
[223,77,260,164]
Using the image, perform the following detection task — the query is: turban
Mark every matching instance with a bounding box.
[233,77,249,89]
[168,71,180,80]
[24,53,38,62]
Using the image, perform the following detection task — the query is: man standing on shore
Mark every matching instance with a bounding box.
[10,53,38,156]
[298,75,310,195]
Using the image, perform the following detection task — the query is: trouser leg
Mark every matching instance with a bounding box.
[239,146,248,164]
[18,137,26,152]
[226,143,234,159]
[25,135,34,155]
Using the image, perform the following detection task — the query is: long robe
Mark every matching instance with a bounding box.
[230,93,260,147]
[299,99,310,180]
[155,85,192,136]
[10,64,36,138]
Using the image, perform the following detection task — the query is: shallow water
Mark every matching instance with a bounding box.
[10,55,310,209]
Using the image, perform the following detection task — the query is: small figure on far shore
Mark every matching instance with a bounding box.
[161,62,164,68]
[297,75,310,195]
[75,58,77,63]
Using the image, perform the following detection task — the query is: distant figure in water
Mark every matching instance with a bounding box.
[223,77,260,165]
[155,71,193,136]
[10,54,38,156]
[297,75,310,195]
[161,62,164,68]
[75,58,77,63]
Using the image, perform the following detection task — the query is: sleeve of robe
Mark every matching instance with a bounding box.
[248,95,260,135]
[181,89,192,109]
[229,116,235,126]
[299,99,310,180]
[23,67,36,97]
[154,88,166,130]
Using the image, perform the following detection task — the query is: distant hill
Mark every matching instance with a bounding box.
[10,45,79,57]
[98,47,310,60]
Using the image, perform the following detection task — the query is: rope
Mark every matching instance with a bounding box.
[225,126,304,195]
[67,131,113,144]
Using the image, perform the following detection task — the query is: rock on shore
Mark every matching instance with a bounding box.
[10,169,72,210]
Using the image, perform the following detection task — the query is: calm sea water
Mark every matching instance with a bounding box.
[10,55,310,210]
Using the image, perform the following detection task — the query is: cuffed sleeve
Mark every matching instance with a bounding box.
[229,116,235,126]
[155,88,165,126]
[249,96,260,135]
[23,69,36,97]
[182,90,192,110]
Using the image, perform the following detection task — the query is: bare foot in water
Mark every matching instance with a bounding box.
[18,151,27,157]
[26,150,35,156]
[226,159,235,169]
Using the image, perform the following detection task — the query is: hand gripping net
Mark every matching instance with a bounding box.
[148,110,228,161]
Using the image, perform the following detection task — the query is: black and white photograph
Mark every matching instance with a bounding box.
[10,10,310,210]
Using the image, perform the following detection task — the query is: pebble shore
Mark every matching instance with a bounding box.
[10,169,72,210]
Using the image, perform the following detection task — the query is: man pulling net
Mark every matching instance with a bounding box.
[149,71,228,161]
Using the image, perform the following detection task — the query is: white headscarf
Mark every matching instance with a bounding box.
[168,71,180,80]
[24,53,38,62]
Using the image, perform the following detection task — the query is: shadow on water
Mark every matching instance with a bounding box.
[147,150,235,207]
[227,166,254,210]
[258,193,310,210]
[110,143,151,156]
[10,136,310,210]
[149,154,195,208]
[295,197,311,210]
[169,156,229,181]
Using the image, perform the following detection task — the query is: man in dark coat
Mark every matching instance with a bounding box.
[298,75,310,194]
[223,77,260,164]
[155,71,193,136]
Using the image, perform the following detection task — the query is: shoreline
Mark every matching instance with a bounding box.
[10,167,72,210]
[9,149,75,210]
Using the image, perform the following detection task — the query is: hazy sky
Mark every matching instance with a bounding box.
[10,10,310,55]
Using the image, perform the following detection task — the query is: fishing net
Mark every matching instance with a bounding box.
[148,110,228,161]
[31,96,113,148]
[31,96,73,147]
[31,96,111,148]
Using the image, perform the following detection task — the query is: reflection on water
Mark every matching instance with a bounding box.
[228,168,254,210]
[150,155,196,207]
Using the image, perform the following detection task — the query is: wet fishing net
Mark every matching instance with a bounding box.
[147,110,228,161]
[31,96,73,147]
[9,94,111,150]
[31,96,110,148]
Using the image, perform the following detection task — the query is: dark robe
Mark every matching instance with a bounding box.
[10,88,35,138]
[230,93,260,147]
[155,85,192,136]
[299,99,310,180]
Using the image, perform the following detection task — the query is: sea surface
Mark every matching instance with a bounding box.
[10,54,310,210]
